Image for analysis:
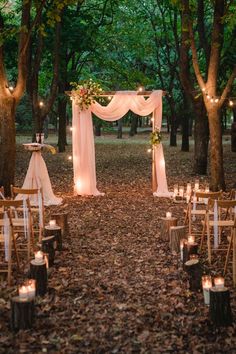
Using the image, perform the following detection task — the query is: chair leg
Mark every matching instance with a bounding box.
[224,231,233,276]
[233,229,236,287]
[207,222,211,264]
[12,233,20,271]
[184,205,189,225]
[200,219,206,252]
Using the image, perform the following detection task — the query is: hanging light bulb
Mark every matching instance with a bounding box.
[202,87,206,92]
[70,96,73,101]
[69,127,73,131]
[138,86,144,92]
[147,148,152,153]
[68,155,72,161]
[108,96,112,100]
[210,97,214,103]
[39,101,44,107]
[214,98,219,103]
[9,85,14,92]
[229,100,234,106]
[206,94,210,100]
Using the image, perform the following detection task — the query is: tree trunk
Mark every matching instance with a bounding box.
[193,98,209,174]
[117,119,122,139]
[58,98,67,152]
[129,114,138,136]
[169,99,177,146]
[0,96,16,196]
[207,107,225,190]
[94,120,102,137]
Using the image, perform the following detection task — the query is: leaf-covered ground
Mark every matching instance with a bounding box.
[1,133,236,353]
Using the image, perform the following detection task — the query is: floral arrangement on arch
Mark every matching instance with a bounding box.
[150,128,162,146]
[70,79,103,110]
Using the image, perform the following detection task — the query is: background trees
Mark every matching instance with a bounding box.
[0,0,235,192]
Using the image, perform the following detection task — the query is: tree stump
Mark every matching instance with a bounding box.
[183,242,198,268]
[169,225,188,252]
[160,217,178,241]
[210,287,233,326]
[185,259,202,291]
[10,296,35,331]
[44,225,62,251]
[51,212,69,237]
[41,235,55,267]
[29,260,47,296]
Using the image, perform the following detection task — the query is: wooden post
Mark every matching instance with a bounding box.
[51,212,69,237]
[10,296,35,331]
[169,225,188,252]
[29,260,47,296]
[185,259,202,291]
[41,235,56,267]
[44,225,62,251]
[210,287,233,326]
[160,217,178,241]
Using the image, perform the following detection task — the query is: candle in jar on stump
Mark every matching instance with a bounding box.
[202,275,212,305]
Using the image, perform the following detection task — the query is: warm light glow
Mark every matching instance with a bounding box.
[19,285,28,298]
[151,117,154,123]
[202,87,206,92]
[35,250,44,262]
[108,96,112,100]
[188,235,195,244]
[49,219,56,227]
[210,98,214,103]
[76,179,81,191]
[70,96,73,101]
[70,127,73,131]
[166,211,172,218]
[160,159,165,167]
[214,276,224,288]
[68,155,72,161]
[214,98,219,103]
[9,85,14,92]
[138,86,143,92]
[39,101,44,107]
[229,100,233,106]
[206,94,210,100]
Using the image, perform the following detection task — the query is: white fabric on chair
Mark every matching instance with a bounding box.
[72,90,171,197]
[19,151,62,206]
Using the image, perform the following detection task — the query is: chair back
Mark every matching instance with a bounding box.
[195,191,222,200]
[0,186,5,199]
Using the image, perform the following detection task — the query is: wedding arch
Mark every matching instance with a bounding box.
[70,90,172,197]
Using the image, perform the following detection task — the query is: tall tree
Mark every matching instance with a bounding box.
[0,0,75,195]
[182,0,236,190]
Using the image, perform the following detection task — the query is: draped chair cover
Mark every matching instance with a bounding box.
[72,90,172,197]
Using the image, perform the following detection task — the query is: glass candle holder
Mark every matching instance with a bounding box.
[202,275,212,305]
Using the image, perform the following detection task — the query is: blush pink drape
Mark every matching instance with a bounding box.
[72,90,172,197]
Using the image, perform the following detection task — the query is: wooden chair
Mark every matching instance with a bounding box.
[185,191,222,239]
[0,199,34,261]
[11,185,45,242]
[204,199,236,268]
[0,186,5,199]
[0,209,20,285]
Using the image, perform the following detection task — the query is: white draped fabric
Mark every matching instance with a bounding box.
[19,152,62,206]
[72,90,172,197]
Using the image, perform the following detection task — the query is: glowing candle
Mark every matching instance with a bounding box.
[188,235,195,244]
[202,275,212,305]
[214,276,225,289]
[180,239,185,261]
[49,220,56,227]
[166,212,172,218]
[35,250,44,263]
[27,279,36,299]
[19,285,28,299]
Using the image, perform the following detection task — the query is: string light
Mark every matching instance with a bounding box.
[39,101,44,107]
[138,86,144,92]
[69,127,73,131]
[201,87,235,107]
[9,86,14,92]
[68,155,72,161]
[147,148,152,153]
[108,96,112,100]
